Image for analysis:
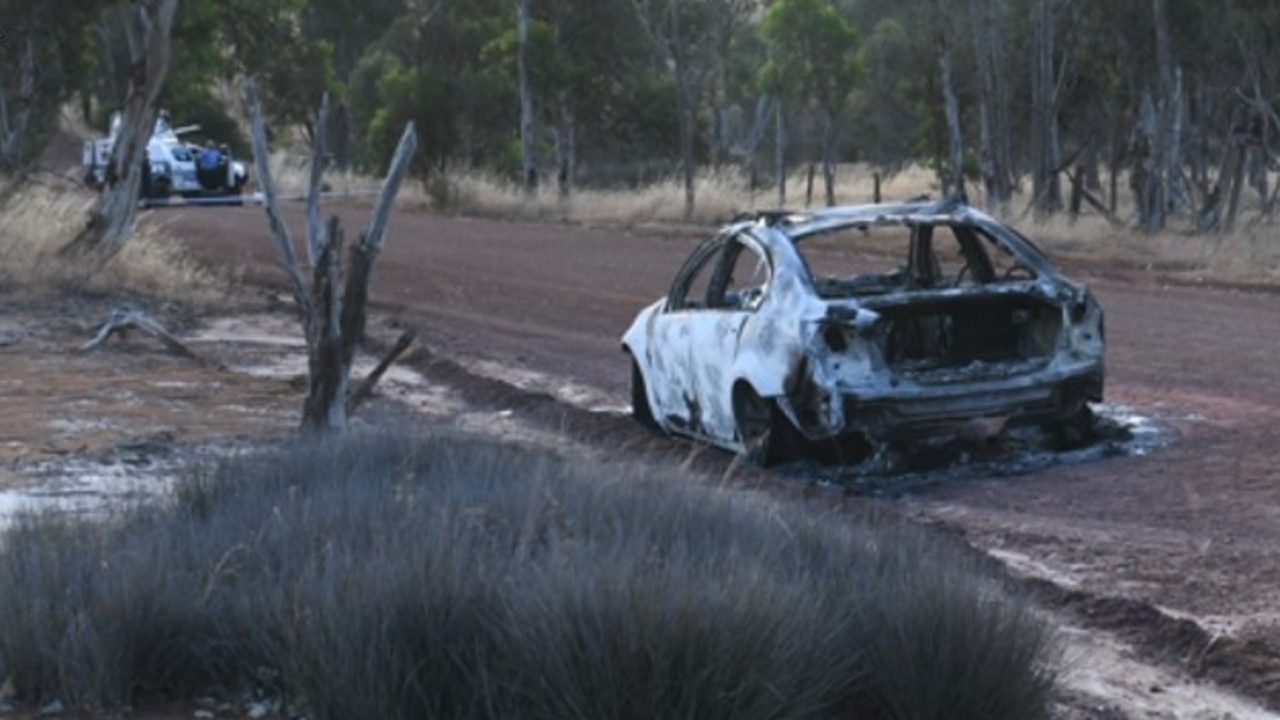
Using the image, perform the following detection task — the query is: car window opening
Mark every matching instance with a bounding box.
[799,223,1038,300]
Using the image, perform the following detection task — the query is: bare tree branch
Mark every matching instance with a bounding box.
[305,93,331,267]
[341,123,417,374]
[347,331,416,415]
[361,122,419,258]
[244,77,313,331]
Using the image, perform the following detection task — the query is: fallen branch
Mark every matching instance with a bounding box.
[346,330,416,415]
[81,309,199,360]
[1064,168,1125,228]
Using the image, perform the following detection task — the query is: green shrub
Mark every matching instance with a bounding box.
[0,432,1059,719]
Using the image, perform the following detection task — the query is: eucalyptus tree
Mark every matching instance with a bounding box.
[629,0,700,218]
[1030,0,1063,217]
[759,0,861,207]
[65,0,178,261]
[0,0,113,176]
[969,0,1013,207]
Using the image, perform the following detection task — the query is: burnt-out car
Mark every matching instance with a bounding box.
[621,196,1104,464]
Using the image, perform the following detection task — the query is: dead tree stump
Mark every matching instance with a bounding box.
[245,79,418,433]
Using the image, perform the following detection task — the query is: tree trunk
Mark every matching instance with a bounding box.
[1224,143,1247,233]
[775,99,786,207]
[1133,93,1164,232]
[553,106,575,200]
[0,37,35,174]
[246,78,419,433]
[1135,0,1183,232]
[1165,67,1186,214]
[306,94,331,268]
[1031,0,1062,217]
[63,0,177,261]
[1153,0,1184,217]
[630,0,700,217]
[937,30,964,198]
[970,0,1012,209]
[673,38,696,217]
[821,114,837,207]
[517,0,538,193]
[301,217,351,432]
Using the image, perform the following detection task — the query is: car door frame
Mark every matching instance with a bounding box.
[647,231,774,442]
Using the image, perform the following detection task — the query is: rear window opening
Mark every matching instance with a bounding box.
[796,223,1037,299]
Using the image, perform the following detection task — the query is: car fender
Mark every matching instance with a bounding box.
[725,280,830,397]
[621,299,666,421]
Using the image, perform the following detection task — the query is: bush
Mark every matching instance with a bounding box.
[0,433,1059,719]
[0,184,237,305]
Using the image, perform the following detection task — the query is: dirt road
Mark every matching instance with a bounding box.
[166,203,1280,712]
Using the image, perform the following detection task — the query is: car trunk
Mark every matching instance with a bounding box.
[864,291,1063,382]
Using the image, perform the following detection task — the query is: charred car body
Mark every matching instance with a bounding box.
[621,196,1104,463]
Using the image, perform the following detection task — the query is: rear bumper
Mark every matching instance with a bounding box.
[818,363,1103,441]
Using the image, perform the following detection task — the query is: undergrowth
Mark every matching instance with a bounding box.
[0,182,239,307]
[0,432,1060,719]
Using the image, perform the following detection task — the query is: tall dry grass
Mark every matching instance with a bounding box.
[260,150,938,225]
[433,162,1280,283]
[418,163,938,226]
[0,183,239,307]
[1025,212,1280,283]
[264,146,1280,283]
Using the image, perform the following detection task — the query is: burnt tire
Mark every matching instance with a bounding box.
[630,358,659,431]
[733,385,798,467]
[1045,405,1095,451]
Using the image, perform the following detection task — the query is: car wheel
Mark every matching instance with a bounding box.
[148,178,172,201]
[630,358,659,430]
[733,385,796,467]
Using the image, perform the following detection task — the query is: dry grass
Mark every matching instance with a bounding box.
[0,183,242,307]
[435,163,1279,283]
[422,163,939,226]
[260,150,940,225]
[266,150,386,201]
[264,148,1280,285]
[1027,213,1280,283]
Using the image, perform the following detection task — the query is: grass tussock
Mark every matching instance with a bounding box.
[0,433,1059,719]
[0,183,239,307]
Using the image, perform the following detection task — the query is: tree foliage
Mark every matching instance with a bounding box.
[7,0,1280,227]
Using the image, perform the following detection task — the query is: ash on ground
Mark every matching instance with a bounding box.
[790,404,1173,496]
